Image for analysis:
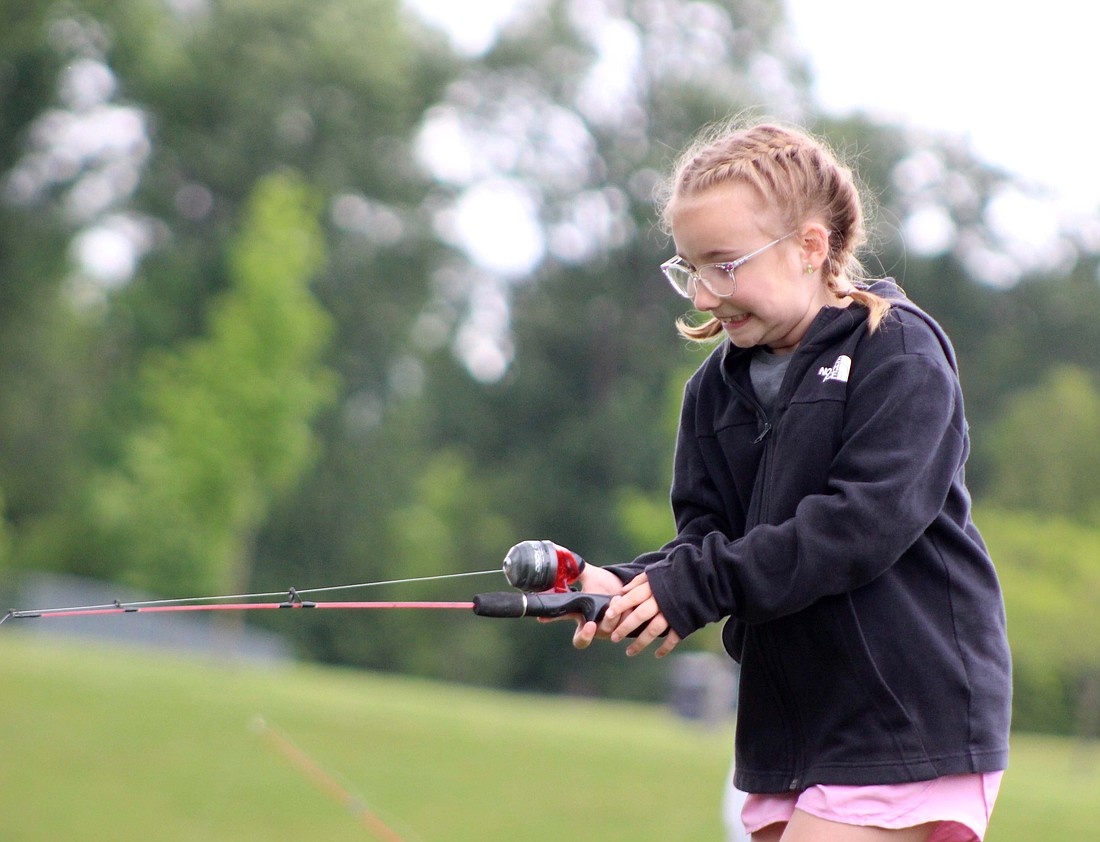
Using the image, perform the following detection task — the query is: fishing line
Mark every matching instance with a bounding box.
[1,569,499,621]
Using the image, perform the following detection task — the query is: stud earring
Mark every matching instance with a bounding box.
[805,263,815,275]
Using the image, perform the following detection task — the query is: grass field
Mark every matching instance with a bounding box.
[1,632,1097,840]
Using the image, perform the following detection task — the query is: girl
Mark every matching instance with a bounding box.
[569,122,1012,841]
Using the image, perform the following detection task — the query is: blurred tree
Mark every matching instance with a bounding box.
[961,261,1100,488]
[0,484,10,569]
[983,365,1100,524]
[0,1,105,530]
[2,0,453,600]
[977,506,1100,739]
[88,172,334,595]
[383,448,517,679]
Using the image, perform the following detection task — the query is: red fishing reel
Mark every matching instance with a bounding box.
[502,540,585,593]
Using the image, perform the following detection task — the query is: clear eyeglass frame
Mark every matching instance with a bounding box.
[660,232,796,299]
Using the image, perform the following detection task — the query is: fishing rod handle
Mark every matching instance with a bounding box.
[471,591,663,639]
[472,591,610,622]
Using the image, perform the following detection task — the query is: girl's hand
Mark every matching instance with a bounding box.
[606,573,682,658]
[538,564,625,650]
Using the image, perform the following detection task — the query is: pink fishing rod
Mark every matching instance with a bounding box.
[0,541,622,627]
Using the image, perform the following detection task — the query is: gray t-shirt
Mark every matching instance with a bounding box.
[749,348,791,419]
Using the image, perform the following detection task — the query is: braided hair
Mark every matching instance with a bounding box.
[658,121,890,341]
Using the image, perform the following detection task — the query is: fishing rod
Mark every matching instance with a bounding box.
[0,540,618,628]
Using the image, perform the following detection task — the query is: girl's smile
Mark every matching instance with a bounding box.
[717,312,751,329]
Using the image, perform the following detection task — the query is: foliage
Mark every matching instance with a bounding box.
[614,361,694,552]
[0,485,10,570]
[0,0,103,528]
[383,449,517,681]
[90,172,335,595]
[976,505,1100,736]
[981,366,1100,521]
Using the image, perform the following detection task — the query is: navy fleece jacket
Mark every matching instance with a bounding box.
[610,281,1011,793]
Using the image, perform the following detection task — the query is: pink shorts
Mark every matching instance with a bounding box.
[741,771,1004,841]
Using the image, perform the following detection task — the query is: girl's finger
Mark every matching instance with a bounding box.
[624,613,668,656]
[606,583,652,621]
[654,630,682,659]
[572,619,599,649]
[610,598,659,642]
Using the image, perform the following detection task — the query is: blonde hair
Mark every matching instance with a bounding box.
[658,120,890,341]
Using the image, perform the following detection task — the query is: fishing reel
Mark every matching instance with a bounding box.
[501,540,585,593]
[480,540,656,636]
[476,539,609,624]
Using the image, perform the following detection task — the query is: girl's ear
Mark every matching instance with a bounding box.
[799,223,831,269]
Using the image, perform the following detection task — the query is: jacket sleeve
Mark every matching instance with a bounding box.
[644,349,967,638]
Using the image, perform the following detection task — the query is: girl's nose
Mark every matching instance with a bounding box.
[690,280,721,312]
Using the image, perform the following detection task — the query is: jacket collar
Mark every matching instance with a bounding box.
[718,298,868,391]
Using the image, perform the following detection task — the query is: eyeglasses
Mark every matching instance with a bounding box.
[660,232,796,299]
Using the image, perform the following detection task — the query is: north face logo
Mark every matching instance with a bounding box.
[818,355,852,384]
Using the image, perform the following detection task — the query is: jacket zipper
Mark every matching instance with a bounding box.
[752,422,772,444]
[743,350,810,789]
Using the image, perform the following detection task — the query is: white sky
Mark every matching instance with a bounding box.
[407,0,1100,216]
[785,0,1097,215]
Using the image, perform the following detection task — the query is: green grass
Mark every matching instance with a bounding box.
[0,633,733,840]
[1,633,1096,841]
[987,733,1100,841]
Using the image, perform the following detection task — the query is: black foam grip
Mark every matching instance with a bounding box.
[523,591,610,623]
[472,591,666,638]
[472,591,527,618]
